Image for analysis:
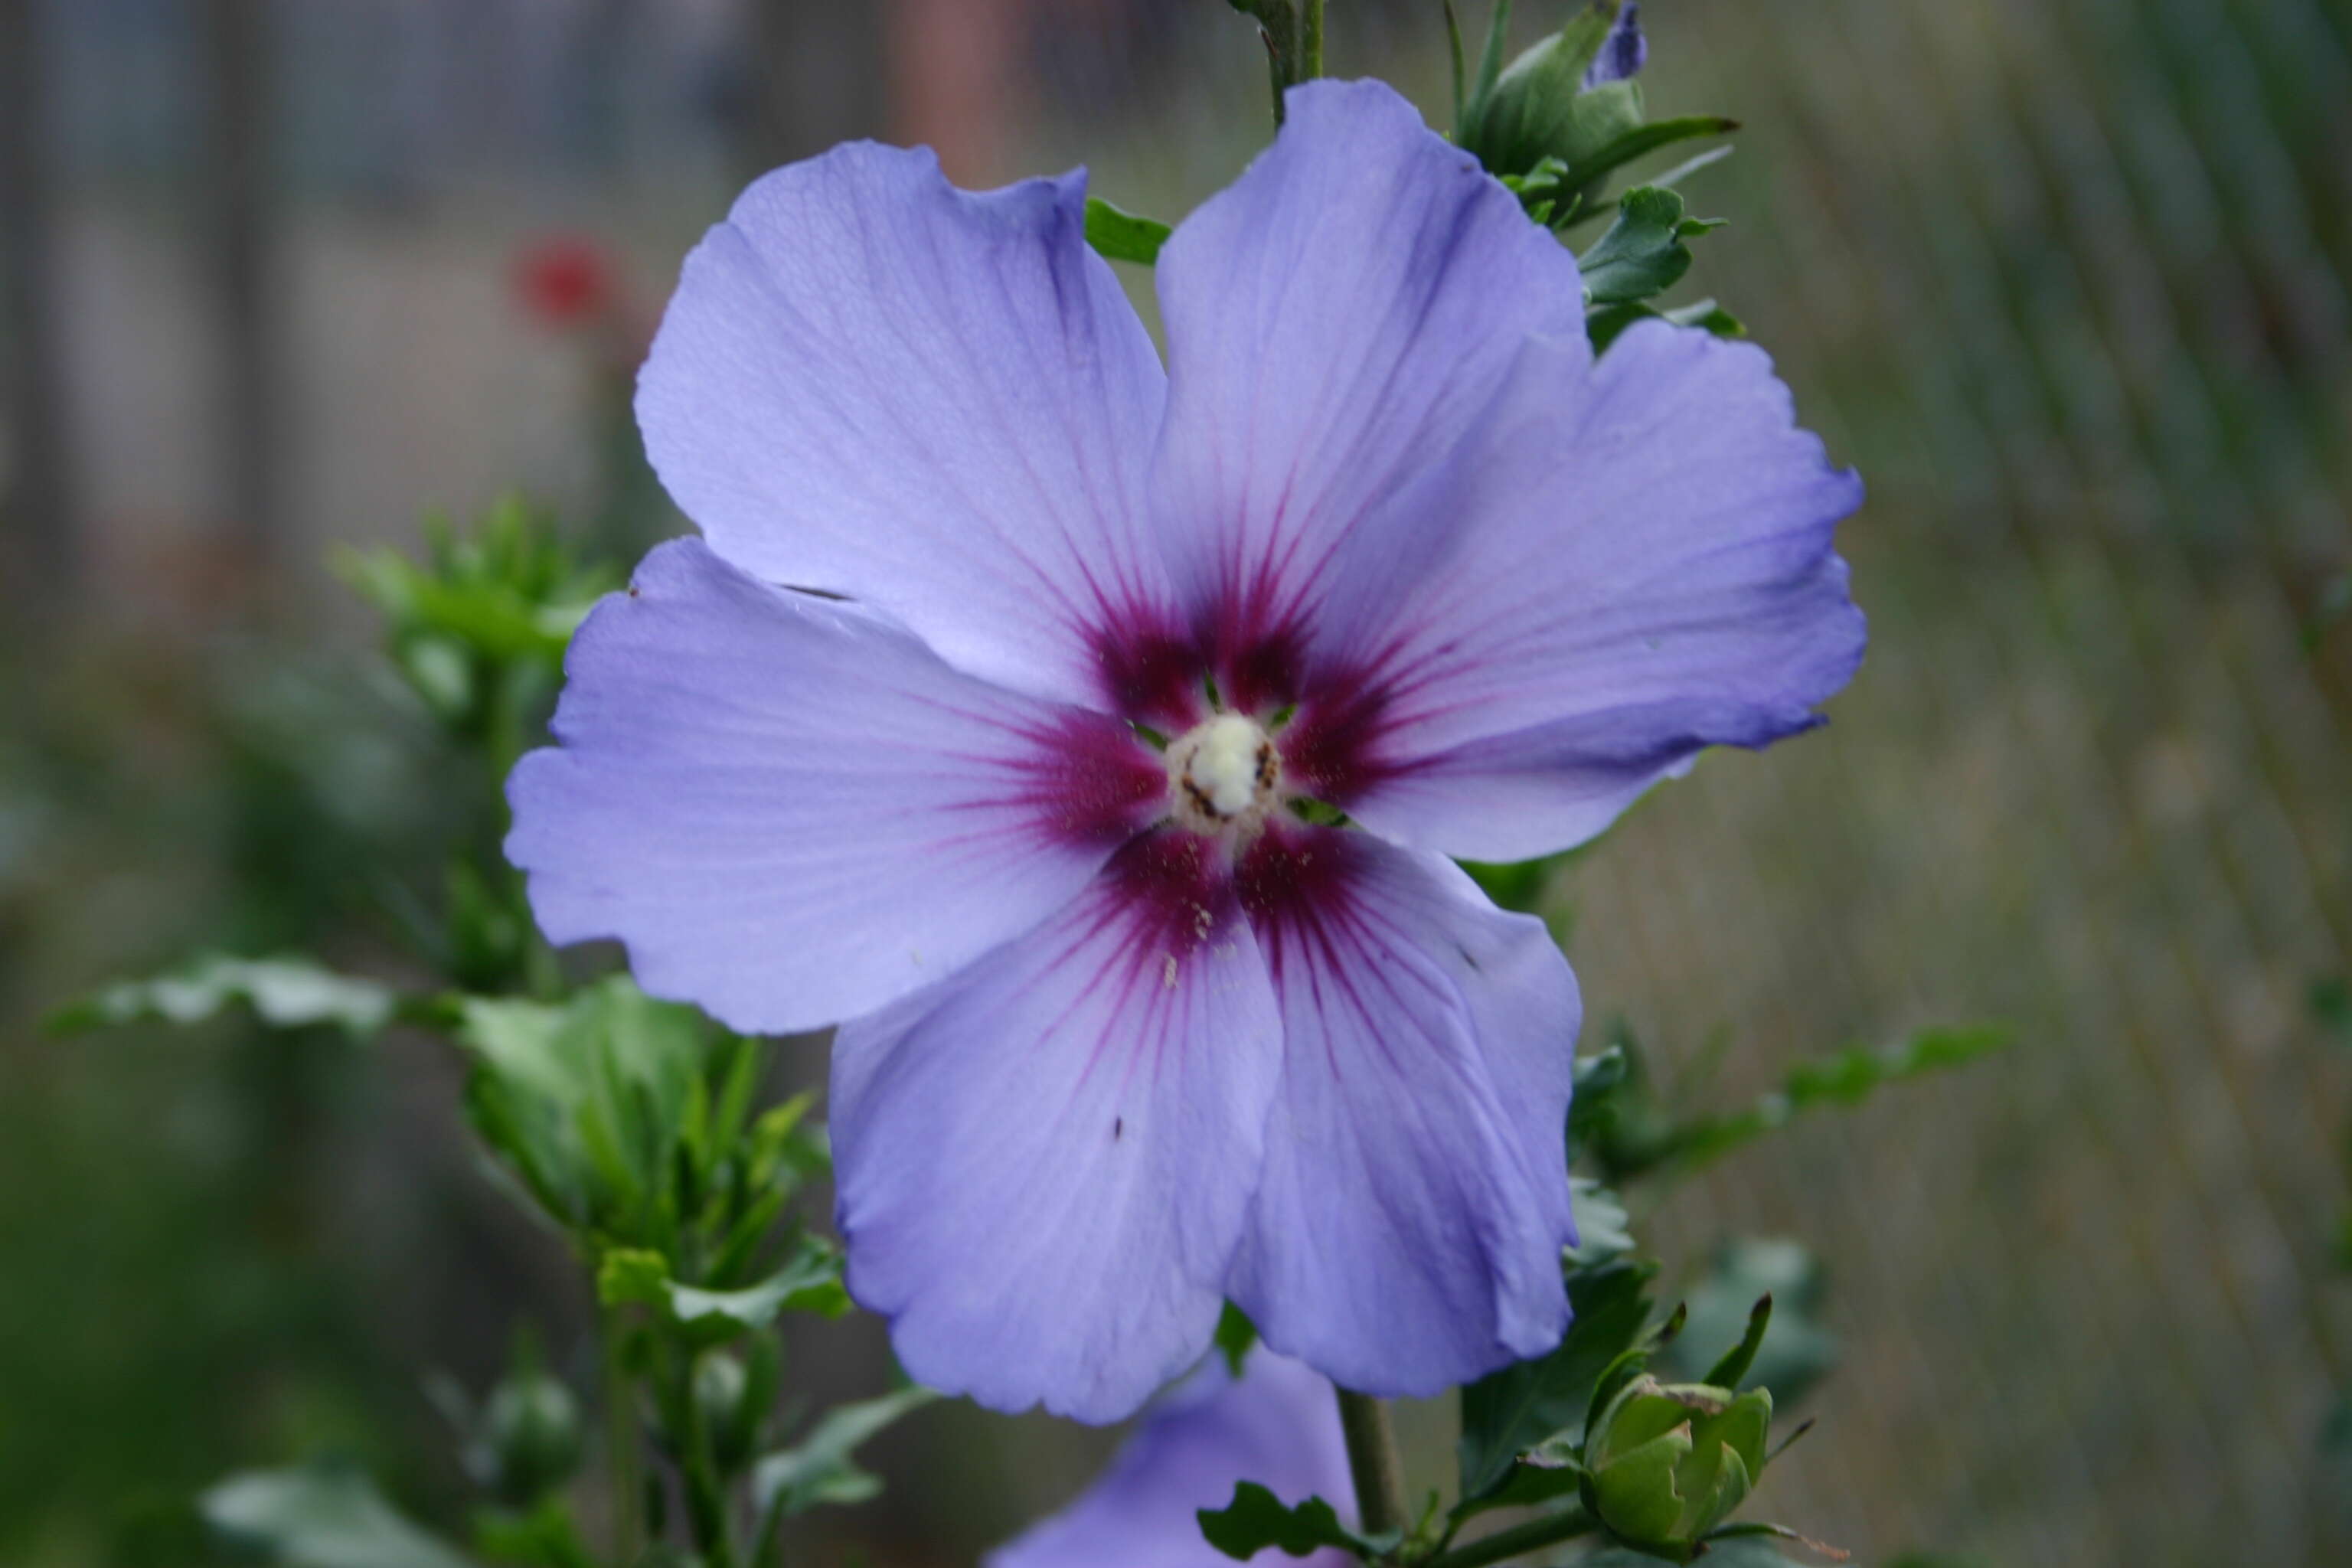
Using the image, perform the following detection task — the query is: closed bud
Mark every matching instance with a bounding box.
[1460,2,1647,187]
[483,1370,583,1506]
[1581,1374,1772,1560]
[694,1350,756,1471]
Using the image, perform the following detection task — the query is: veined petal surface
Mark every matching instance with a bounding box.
[506,539,1162,1034]
[1227,829,1579,1395]
[637,142,1184,714]
[831,833,1284,1423]
[1284,321,1866,862]
[987,1348,1352,1568]
[1148,79,1587,708]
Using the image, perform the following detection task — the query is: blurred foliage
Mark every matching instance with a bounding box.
[47,955,417,1040]
[40,496,928,1568]
[0,610,485,1565]
[337,501,613,776]
[201,1465,478,1568]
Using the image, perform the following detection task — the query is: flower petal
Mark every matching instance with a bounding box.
[986,1348,1353,1568]
[637,142,1187,716]
[505,539,1163,1034]
[831,832,1284,1423]
[1148,79,1587,709]
[1584,2,1648,87]
[1227,828,1579,1396]
[1282,321,1867,862]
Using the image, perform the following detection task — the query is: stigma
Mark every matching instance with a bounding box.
[1167,713,1280,838]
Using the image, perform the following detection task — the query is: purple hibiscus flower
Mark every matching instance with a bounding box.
[508,79,1862,1422]
[987,1348,1353,1568]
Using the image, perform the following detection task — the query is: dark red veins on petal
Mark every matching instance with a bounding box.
[1274,662,1392,806]
[1233,822,1396,1042]
[1090,611,1209,733]
[1220,620,1312,719]
[1235,818,1361,927]
[995,708,1168,852]
[1187,574,1315,720]
[1106,828,1244,958]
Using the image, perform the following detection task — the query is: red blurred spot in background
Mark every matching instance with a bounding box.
[513,236,615,331]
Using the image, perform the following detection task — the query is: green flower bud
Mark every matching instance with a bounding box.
[1582,1374,1772,1559]
[694,1350,754,1471]
[482,1370,583,1506]
[1459,3,1646,187]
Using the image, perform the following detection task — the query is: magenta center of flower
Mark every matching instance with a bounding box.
[1165,713,1280,838]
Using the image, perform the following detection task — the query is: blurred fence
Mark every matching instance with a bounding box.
[5,1,2350,1564]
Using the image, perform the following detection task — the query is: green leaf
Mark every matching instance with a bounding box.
[1578,187,1717,306]
[1575,1019,1685,1182]
[1467,0,1516,119]
[455,977,715,1236]
[1456,1257,1659,1501]
[1562,114,1742,196]
[1572,1047,1630,1112]
[1215,1301,1260,1377]
[1583,299,1658,352]
[1444,1,1468,126]
[1448,1440,1586,1523]
[1498,155,1581,228]
[1667,1024,2014,1171]
[751,1387,936,1519]
[1083,198,1171,266]
[601,1238,850,1344]
[47,953,416,1039]
[1648,144,1736,192]
[202,1464,476,1568]
[338,498,611,667]
[1701,1295,1775,1392]
[596,1247,672,1309]
[1664,297,1745,338]
[1567,1178,1635,1262]
[1196,1482,1399,1561]
[1662,1240,1838,1405]
[667,1239,852,1333]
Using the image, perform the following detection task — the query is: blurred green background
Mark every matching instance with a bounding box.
[3,1,2348,1563]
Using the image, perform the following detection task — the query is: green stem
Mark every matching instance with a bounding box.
[1444,0,1467,128]
[1227,0,1299,122]
[1423,1504,1597,1568]
[750,1490,789,1568]
[1300,0,1325,77]
[1334,1388,1410,1544]
[678,1350,736,1568]
[599,1307,644,1562]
